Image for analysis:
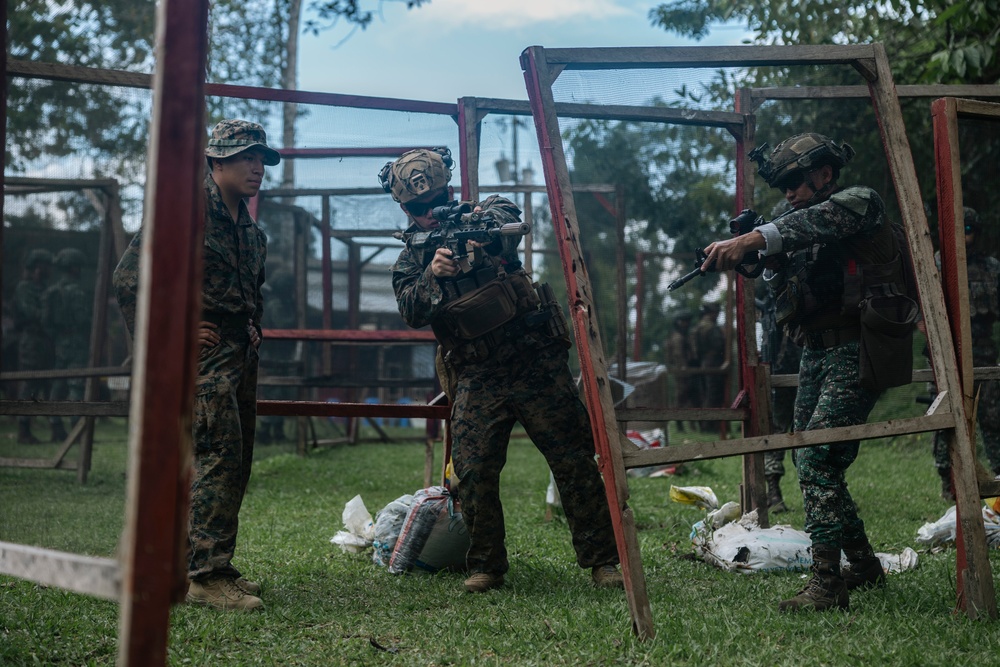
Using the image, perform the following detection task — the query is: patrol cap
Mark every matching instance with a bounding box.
[25,248,53,269]
[54,247,86,270]
[205,119,280,166]
[378,148,453,203]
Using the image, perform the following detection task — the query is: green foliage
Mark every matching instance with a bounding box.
[2,419,999,665]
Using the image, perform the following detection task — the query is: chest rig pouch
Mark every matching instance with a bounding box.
[434,269,520,341]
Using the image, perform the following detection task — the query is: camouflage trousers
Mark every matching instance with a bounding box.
[764,385,797,477]
[188,329,260,581]
[932,377,1000,475]
[792,342,879,549]
[449,342,619,576]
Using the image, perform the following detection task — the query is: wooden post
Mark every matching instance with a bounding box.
[117,0,209,663]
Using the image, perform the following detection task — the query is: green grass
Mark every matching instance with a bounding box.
[2,415,1000,666]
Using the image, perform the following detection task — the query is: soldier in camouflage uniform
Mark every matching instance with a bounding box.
[932,208,1000,499]
[665,309,695,432]
[14,248,54,443]
[114,119,278,611]
[45,248,91,441]
[690,301,725,432]
[704,133,913,612]
[381,148,622,594]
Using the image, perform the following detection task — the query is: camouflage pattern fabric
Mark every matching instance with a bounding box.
[391,194,619,576]
[449,343,619,575]
[793,342,879,548]
[665,321,696,412]
[204,119,280,166]
[113,173,266,581]
[45,272,91,403]
[770,185,887,551]
[14,278,53,400]
[759,284,803,477]
[690,311,725,429]
[932,250,1000,474]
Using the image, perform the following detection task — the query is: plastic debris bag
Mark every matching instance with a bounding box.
[371,494,414,567]
[330,494,375,554]
[389,486,469,574]
[916,504,1000,548]
[669,485,719,510]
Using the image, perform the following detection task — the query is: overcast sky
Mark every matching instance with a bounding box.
[297,0,749,103]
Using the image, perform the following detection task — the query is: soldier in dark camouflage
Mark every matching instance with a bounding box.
[665,309,695,432]
[14,248,54,444]
[931,207,1000,499]
[45,248,91,441]
[114,119,279,611]
[703,133,907,612]
[381,147,623,594]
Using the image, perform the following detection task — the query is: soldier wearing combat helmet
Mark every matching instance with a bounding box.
[114,118,277,611]
[14,248,54,443]
[931,207,1000,498]
[702,132,916,612]
[382,148,624,594]
[44,248,91,441]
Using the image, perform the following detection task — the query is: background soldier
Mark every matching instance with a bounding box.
[691,301,725,432]
[114,119,277,611]
[14,248,54,444]
[45,247,91,441]
[703,133,913,612]
[665,309,695,433]
[382,147,623,594]
[931,207,1000,499]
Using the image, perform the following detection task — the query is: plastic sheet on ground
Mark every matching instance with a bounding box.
[692,509,919,575]
[371,494,414,567]
[626,428,680,478]
[915,503,1000,548]
[330,495,375,553]
[386,486,470,574]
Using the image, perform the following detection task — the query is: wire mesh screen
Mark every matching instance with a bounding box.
[534,58,963,446]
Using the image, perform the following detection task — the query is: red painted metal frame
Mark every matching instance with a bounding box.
[116,0,209,664]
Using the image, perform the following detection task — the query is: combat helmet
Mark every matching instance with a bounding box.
[749,133,855,189]
[24,248,53,270]
[964,207,981,232]
[378,147,453,203]
[54,247,86,270]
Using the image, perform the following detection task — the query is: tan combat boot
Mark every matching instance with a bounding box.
[187,576,264,611]
[778,546,848,612]
[464,572,504,593]
[236,577,262,595]
[592,564,625,589]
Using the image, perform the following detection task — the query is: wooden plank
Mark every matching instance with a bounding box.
[615,407,747,421]
[623,413,957,468]
[954,98,1000,120]
[538,44,875,69]
[521,44,654,641]
[751,84,1000,102]
[258,400,450,419]
[458,97,481,202]
[262,328,437,342]
[0,401,130,416]
[117,0,210,663]
[0,365,130,380]
[0,543,119,600]
[0,457,76,470]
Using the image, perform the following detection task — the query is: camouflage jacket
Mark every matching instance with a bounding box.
[13,279,48,336]
[935,249,1000,343]
[113,174,267,335]
[44,276,90,340]
[390,195,523,329]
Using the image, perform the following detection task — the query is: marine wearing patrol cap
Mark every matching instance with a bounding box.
[205,119,281,166]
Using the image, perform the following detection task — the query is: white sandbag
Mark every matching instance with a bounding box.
[389,486,469,574]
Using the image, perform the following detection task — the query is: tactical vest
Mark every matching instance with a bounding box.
[967,254,1000,342]
[769,187,917,389]
[427,252,569,364]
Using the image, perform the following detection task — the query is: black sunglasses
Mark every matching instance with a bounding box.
[403,191,450,217]
[774,171,808,192]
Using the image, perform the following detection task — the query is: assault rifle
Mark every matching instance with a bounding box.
[667,208,781,291]
[394,201,531,273]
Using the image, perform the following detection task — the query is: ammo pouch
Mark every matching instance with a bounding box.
[433,274,519,341]
[858,286,918,391]
[773,276,802,328]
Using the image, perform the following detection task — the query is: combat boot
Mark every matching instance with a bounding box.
[842,538,886,591]
[766,474,788,513]
[17,419,40,444]
[236,576,262,595]
[464,572,504,593]
[778,546,848,612]
[938,467,954,502]
[592,564,625,589]
[187,576,264,611]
